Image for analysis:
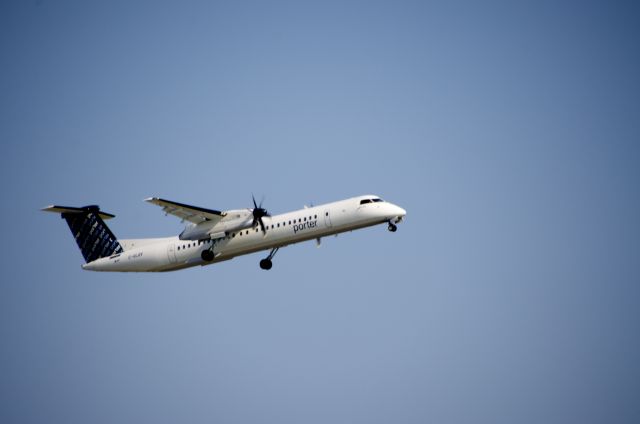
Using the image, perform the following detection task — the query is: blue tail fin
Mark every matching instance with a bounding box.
[43,205,124,263]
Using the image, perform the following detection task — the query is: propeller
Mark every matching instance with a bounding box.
[251,195,270,234]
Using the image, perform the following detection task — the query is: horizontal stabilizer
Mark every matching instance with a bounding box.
[42,205,116,220]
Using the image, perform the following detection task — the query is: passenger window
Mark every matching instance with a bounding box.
[314,215,317,219]
[326,212,328,216]
[277,223,280,228]
[177,246,180,250]
[304,217,306,222]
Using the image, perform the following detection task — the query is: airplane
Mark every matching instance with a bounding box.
[42,194,407,272]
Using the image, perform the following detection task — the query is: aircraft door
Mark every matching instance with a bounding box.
[324,209,332,228]
[167,243,177,263]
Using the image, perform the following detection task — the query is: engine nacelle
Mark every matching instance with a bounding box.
[179,222,215,241]
[179,209,256,240]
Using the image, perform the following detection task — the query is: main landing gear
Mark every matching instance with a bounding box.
[260,247,279,270]
[201,239,218,262]
[388,221,398,232]
[201,249,214,261]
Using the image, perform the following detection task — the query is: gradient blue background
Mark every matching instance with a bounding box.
[2,1,639,423]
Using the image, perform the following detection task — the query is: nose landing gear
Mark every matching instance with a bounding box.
[259,259,272,270]
[388,222,398,232]
[260,247,279,270]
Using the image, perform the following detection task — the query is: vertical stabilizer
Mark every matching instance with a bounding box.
[42,205,123,263]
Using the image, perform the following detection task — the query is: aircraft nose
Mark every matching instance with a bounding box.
[389,204,406,217]
[385,203,406,223]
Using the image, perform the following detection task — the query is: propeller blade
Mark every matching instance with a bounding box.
[251,195,269,234]
[259,218,266,234]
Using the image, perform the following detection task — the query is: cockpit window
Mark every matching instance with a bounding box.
[360,198,384,205]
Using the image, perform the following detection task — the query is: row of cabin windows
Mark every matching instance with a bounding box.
[234,214,319,236]
[176,213,324,249]
[178,239,211,250]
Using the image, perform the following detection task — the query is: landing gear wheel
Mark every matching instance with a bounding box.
[259,259,272,270]
[388,223,398,232]
[201,250,214,261]
[259,247,279,270]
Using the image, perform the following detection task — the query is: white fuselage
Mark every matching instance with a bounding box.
[82,195,406,272]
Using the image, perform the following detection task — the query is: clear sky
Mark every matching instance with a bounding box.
[1,1,639,423]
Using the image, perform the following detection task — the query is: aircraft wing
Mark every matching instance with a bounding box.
[145,197,226,224]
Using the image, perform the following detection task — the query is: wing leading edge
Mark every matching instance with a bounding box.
[145,197,225,224]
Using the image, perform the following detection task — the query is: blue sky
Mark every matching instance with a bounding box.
[1,1,639,423]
